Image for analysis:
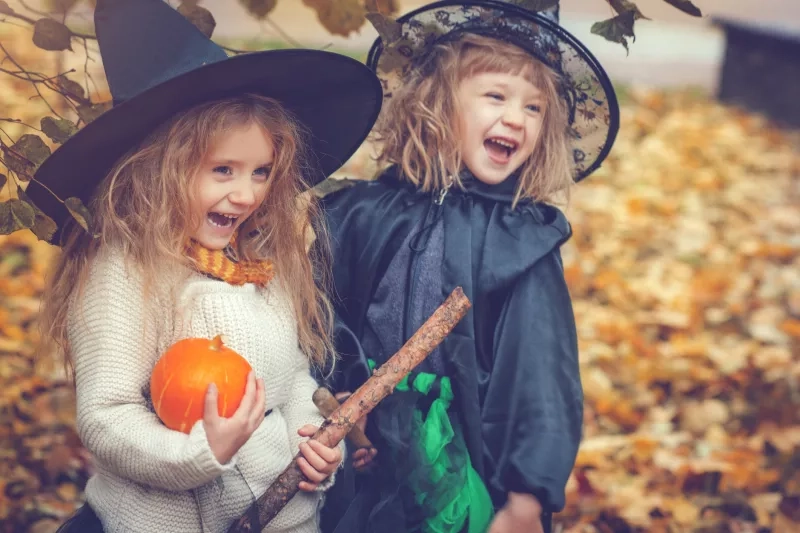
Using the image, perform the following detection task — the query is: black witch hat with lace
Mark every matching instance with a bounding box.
[365,0,620,182]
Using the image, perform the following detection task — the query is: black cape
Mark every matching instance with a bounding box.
[316,167,583,533]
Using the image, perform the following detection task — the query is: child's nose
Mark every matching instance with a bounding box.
[229,183,257,206]
[501,106,525,128]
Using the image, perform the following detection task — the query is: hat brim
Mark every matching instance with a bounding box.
[365,0,620,182]
[26,48,382,242]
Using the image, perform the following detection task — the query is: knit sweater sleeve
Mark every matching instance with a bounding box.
[68,251,235,492]
[281,351,346,490]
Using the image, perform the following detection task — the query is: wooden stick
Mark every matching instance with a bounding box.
[227,287,471,532]
[312,387,374,450]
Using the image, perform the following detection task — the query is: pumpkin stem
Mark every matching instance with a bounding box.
[210,335,224,351]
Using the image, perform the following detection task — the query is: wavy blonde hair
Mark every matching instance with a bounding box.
[374,33,573,205]
[38,94,334,380]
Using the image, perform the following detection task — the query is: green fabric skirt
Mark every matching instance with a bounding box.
[368,359,494,533]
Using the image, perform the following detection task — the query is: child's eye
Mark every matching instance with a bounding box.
[486,92,504,101]
[213,166,232,175]
[527,104,542,112]
[253,166,271,180]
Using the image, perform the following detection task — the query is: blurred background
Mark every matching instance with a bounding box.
[0,1,798,532]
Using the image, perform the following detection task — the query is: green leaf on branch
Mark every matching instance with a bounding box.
[238,0,278,20]
[662,0,702,17]
[177,2,216,38]
[2,135,51,181]
[608,0,649,20]
[41,117,78,144]
[16,187,58,242]
[0,1,13,15]
[65,196,92,232]
[77,102,111,125]
[32,18,73,52]
[57,76,87,103]
[591,10,636,53]
[0,198,36,235]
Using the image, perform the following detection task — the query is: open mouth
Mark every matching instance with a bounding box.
[207,212,239,229]
[484,137,518,163]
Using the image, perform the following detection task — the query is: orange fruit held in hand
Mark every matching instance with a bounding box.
[150,335,252,433]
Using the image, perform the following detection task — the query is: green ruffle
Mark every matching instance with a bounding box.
[368,360,493,533]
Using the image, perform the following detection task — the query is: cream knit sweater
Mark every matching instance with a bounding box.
[68,249,341,533]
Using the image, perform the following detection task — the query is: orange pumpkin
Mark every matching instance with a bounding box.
[150,335,252,433]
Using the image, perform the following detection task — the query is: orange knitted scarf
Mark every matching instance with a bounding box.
[184,233,275,288]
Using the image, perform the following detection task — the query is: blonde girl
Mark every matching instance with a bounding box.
[316,2,619,533]
[26,1,382,532]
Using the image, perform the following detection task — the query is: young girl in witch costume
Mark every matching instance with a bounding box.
[317,1,619,532]
[27,1,382,532]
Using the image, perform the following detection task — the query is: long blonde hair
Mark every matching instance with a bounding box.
[39,94,334,379]
[374,33,573,205]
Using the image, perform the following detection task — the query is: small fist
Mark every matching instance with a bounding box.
[296,424,343,492]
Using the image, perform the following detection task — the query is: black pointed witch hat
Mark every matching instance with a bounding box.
[25,0,383,244]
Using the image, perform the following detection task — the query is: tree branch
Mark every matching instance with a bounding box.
[1,7,96,40]
[0,42,62,118]
[263,16,304,49]
[18,0,51,19]
[0,117,43,133]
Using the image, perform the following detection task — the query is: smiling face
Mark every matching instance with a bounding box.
[455,71,545,186]
[190,122,274,250]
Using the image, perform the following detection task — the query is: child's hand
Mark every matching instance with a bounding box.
[488,492,544,533]
[296,424,343,491]
[351,447,378,471]
[334,392,378,472]
[203,371,266,465]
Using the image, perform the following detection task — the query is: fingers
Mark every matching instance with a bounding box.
[234,372,257,420]
[353,448,378,470]
[353,447,378,470]
[309,439,342,465]
[296,424,318,438]
[297,455,328,484]
[298,480,319,492]
[203,383,219,423]
[299,441,339,475]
